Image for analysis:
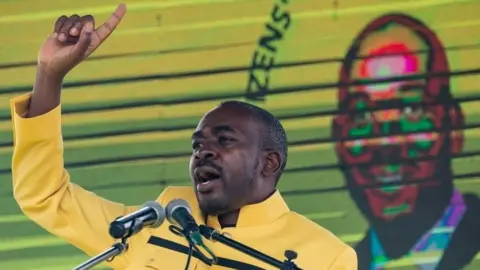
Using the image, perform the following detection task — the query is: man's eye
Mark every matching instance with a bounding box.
[219,137,233,144]
[352,112,372,126]
[403,105,423,120]
[192,142,202,150]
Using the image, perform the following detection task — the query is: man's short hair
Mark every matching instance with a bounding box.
[219,100,288,184]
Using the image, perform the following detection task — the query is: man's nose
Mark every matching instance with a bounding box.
[195,146,218,160]
[379,121,402,135]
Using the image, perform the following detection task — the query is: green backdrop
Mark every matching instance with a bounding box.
[0,0,479,269]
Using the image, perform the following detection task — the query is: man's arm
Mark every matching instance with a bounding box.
[11,93,138,269]
[10,4,136,269]
[328,246,358,270]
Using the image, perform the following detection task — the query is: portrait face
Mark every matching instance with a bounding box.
[332,22,464,221]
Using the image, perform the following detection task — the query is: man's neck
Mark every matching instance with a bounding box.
[218,210,240,228]
[217,189,277,228]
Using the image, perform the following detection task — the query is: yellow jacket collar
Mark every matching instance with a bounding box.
[206,190,290,229]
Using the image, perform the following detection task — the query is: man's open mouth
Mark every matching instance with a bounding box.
[195,166,220,183]
[194,166,221,193]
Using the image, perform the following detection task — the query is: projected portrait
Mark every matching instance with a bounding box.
[331,13,480,269]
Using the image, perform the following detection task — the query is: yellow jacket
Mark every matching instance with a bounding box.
[10,93,357,269]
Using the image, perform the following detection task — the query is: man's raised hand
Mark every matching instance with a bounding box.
[26,3,127,118]
[38,3,127,78]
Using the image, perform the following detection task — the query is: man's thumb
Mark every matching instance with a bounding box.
[72,22,94,57]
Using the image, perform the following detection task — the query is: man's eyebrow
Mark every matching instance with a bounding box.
[213,125,235,134]
[191,125,236,139]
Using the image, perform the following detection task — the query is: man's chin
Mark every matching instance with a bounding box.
[197,194,228,215]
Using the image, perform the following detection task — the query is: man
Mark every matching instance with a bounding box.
[11,4,356,269]
[331,13,480,269]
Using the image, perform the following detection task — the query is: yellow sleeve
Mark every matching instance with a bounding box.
[10,93,138,269]
[328,246,358,270]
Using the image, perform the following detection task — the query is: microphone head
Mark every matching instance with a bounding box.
[142,201,166,228]
[165,198,191,225]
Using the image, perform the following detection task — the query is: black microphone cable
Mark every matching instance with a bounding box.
[169,225,218,269]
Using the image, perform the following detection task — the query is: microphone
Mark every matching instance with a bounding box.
[109,201,165,239]
[165,199,203,245]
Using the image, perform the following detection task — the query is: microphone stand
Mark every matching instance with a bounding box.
[198,225,302,270]
[72,215,150,269]
[72,241,128,270]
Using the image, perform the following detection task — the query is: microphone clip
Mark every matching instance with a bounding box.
[168,224,219,265]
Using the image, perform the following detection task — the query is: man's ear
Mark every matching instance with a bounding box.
[262,150,282,177]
